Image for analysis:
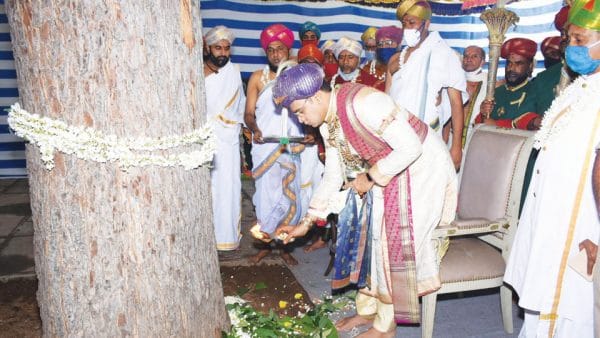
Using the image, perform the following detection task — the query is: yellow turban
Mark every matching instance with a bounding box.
[568,0,600,31]
[361,27,377,43]
[396,0,432,21]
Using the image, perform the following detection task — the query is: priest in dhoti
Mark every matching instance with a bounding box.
[203,26,246,251]
[274,63,457,337]
[504,1,600,335]
[386,0,466,169]
[244,24,306,265]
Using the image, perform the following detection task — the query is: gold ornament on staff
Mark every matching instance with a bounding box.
[480,4,519,104]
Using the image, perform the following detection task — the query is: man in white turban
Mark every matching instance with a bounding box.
[203,25,246,251]
[331,37,381,90]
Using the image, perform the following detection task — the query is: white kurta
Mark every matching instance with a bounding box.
[388,31,467,133]
[205,61,246,250]
[309,88,458,297]
[504,72,600,336]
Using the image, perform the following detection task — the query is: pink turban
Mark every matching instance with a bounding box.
[260,24,294,51]
[376,26,403,44]
[273,63,324,108]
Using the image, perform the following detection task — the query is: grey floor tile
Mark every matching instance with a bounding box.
[0,215,24,236]
[0,236,35,276]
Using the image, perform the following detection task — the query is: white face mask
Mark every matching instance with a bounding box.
[404,28,422,47]
[465,67,483,82]
[338,68,360,81]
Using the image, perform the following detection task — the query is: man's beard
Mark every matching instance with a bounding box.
[544,58,561,69]
[505,71,528,87]
[209,53,229,68]
[268,62,279,73]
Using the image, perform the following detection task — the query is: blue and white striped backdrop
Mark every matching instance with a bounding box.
[200,0,564,79]
[0,3,24,178]
[0,0,563,178]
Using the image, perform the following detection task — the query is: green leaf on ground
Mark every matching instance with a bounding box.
[254,282,268,290]
[235,287,249,297]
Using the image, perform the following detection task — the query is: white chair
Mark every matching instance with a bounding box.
[421,125,535,338]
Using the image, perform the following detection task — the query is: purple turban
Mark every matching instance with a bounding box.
[376,26,403,44]
[273,63,324,108]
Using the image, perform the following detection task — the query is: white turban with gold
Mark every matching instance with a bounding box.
[205,25,235,46]
[333,37,363,59]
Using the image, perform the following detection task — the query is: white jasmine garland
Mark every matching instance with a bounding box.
[534,74,600,149]
[7,103,215,171]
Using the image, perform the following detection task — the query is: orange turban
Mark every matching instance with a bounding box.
[501,38,537,60]
[298,44,324,65]
[541,36,561,57]
[260,24,294,51]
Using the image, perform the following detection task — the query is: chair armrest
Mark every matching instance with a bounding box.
[434,218,510,238]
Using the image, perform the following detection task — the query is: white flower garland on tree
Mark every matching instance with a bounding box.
[7,103,216,171]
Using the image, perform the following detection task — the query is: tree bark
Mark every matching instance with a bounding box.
[5,1,227,336]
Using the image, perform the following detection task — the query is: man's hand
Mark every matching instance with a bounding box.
[301,133,315,145]
[449,145,462,171]
[483,116,497,126]
[276,222,311,245]
[528,116,543,131]
[579,239,598,275]
[252,129,264,144]
[344,173,375,196]
[479,99,495,119]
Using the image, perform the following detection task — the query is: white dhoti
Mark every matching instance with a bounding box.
[205,62,246,251]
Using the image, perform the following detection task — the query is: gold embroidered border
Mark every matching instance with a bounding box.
[546,109,600,335]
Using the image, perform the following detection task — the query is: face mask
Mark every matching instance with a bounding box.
[338,68,360,81]
[465,67,483,82]
[323,62,338,78]
[404,24,424,48]
[377,47,396,65]
[363,50,376,62]
[209,53,229,68]
[565,40,600,75]
[301,39,318,47]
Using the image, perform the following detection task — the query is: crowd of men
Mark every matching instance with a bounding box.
[203,0,600,336]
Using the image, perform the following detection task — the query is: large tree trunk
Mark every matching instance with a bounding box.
[5,1,228,336]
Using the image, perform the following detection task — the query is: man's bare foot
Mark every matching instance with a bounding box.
[281,252,298,266]
[249,249,271,264]
[356,327,395,338]
[335,314,373,332]
[303,238,328,253]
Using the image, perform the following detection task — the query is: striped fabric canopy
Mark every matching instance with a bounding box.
[0,3,24,178]
[201,0,563,80]
[0,0,563,178]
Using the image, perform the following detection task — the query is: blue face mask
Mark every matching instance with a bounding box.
[565,40,600,75]
[363,50,376,62]
[377,47,396,65]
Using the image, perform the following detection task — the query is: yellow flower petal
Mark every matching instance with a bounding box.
[294,293,303,300]
[279,300,288,309]
[283,321,292,328]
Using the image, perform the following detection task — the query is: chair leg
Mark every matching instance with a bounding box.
[421,291,438,338]
[500,284,514,334]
